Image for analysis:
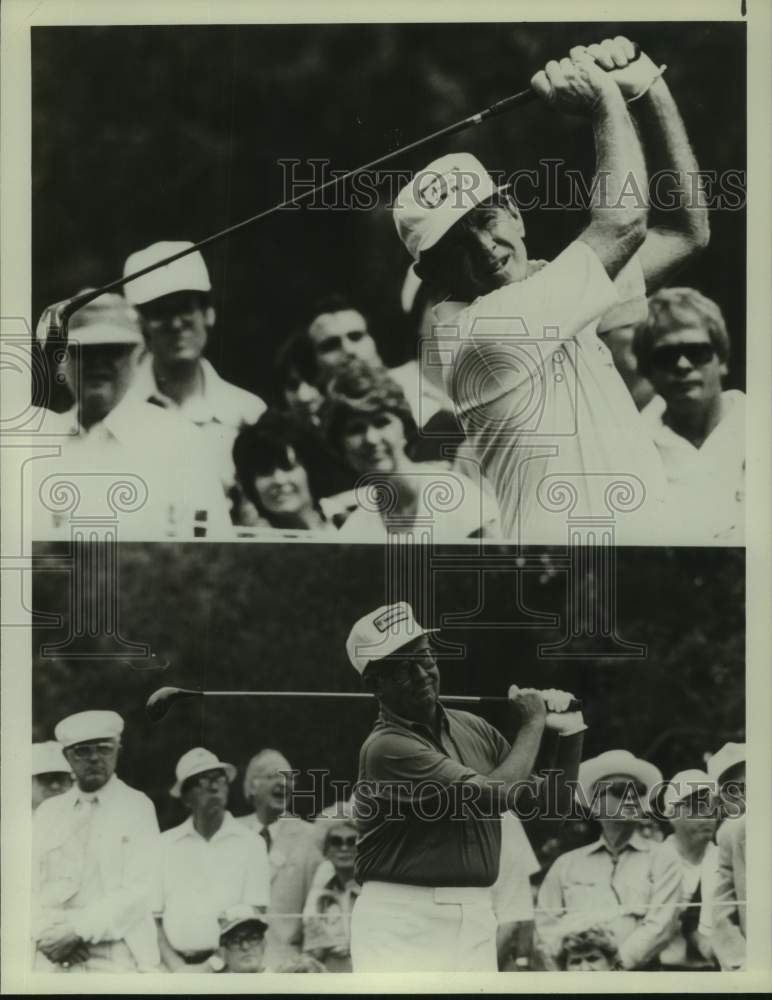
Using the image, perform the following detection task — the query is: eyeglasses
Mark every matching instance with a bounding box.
[650,343,717,371]
[225,930,265,950]
[188,770,228,790]
[68,742,116,760]
[327,834,357,849]
[597,780,647,800]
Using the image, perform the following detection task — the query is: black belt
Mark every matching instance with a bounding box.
[181,949,214,964]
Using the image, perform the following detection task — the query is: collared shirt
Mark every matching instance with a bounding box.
[238,814,323,963]
[131,354,266,489]
[389,359,453,428]
[354,704,511,888]
[337,465,499,541]
[34,396,231,539]
[155,811,269,953]
[32,774,161,970]
[302,860,361,971]
[641,390,745,543]
[535,829,683,969]
[434,242,666,545]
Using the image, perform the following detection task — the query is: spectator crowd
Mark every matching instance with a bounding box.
[31,235,744,544]
[31,708,746,974]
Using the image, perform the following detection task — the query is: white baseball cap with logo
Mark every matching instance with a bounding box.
[393,153,504,262]
[171,746,236,798]
[123,241,211,306]
[661,769,717,818]
[346,601,438,675]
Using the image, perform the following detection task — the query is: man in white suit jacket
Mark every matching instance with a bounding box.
[32,711,160,972]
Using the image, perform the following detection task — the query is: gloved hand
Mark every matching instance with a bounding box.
[541,688,587,735]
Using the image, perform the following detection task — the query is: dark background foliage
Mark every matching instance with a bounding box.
[32,21,746,410]
[32,543,745,832]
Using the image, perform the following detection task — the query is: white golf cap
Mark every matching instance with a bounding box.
[123,241,211,306]
[218,903,269,939]
[346,601,438,675]
[170,746,236,798]
[661,769,717,818]
[37,291,143,347]
[578,750,663,803]
[32,741,72,777]
[706,742,745,783]
[54,710,124,749]
[393,153,501,262]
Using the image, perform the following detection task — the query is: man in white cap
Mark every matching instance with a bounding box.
[32,710,160,971]
[706,742,746,970]
[392,37,709,544]
[123,241,266,493]
[31,741,73,811]
[214,904,270,973]
[536,749,682,969]
[654,769,720,970]
[346,601,585,972]
[154,747,269,972]
[35,291,231,538]
[239,749,323,968]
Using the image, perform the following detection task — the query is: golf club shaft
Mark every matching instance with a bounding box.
[43,86,536,334]
[178,689,581,709]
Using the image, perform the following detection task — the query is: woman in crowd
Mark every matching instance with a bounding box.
[232,410,353,532]
[302,808,360,973]
[324,361,500,540]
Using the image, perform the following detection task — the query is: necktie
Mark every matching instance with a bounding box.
[259,826,272,854]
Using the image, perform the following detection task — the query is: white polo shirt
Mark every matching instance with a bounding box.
[435,241,666,545]
[155,812,270,953]
[641,390,745,543]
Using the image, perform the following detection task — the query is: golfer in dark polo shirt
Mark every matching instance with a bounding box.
[346,601,586,972]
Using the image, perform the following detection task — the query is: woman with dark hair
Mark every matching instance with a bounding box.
[325,361,499,540]
[273,330,326,429]
[232,410,348,532]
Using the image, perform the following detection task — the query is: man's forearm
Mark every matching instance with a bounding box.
[630,76,709,243]
[484,719,545,809]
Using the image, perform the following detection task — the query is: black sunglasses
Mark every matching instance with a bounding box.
[328,834,357,849]
[650,343,717,371]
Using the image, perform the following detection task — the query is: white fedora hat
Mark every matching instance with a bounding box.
[171,746,236,798]
[578,749,663,803]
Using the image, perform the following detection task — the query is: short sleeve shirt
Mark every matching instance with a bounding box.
[354,705,511,887]
[434,242,666,544]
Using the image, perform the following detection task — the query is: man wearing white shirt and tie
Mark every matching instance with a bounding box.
[32,710,160,972]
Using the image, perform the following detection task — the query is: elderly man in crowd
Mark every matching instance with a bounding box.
[635,288,745,542]
[536,749,682,970]
[654,769,720,971]
[347,600,585,972]
[393,37,709,544]
[155,747,269,972]
[706,742,746,971]
[32,711,160,972]
[209,904,270,974]
[123,241,266,495]
[35,292,230,538]
[31,741,72,811]
[239,748,323,967]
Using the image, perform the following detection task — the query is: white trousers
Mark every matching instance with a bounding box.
[350,881,498,973]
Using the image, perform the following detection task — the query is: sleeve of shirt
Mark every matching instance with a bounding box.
[243,832,271,908]
[491,813,538,923]
[450,240,619,417]
[596,254,648,334]
[363,731,480,803]
[617,843,684,970]
[710,820,746,969]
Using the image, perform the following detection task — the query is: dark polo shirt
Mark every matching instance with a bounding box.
[353,704,511,888]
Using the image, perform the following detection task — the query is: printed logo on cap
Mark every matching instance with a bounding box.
[373,605,411,633]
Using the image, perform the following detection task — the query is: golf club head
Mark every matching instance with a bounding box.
[35,298,73,350]
[145,686,193,723]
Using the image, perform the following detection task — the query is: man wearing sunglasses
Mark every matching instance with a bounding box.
[635,287,745,542]
[393,37,709,545]
[154,747,270,972]
[536,749,682,970]
[32,710,161,971]
[346,601,585,972]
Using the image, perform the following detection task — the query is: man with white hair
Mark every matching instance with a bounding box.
[155,747,270,972]
[31,742,73,811]
[536,749,682,970]
[239,748,322,967]
[35,292,230,537]
[123,241,266,493]
[32,710,160,971]
[392,36,709,544]
[347,600,585,972]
